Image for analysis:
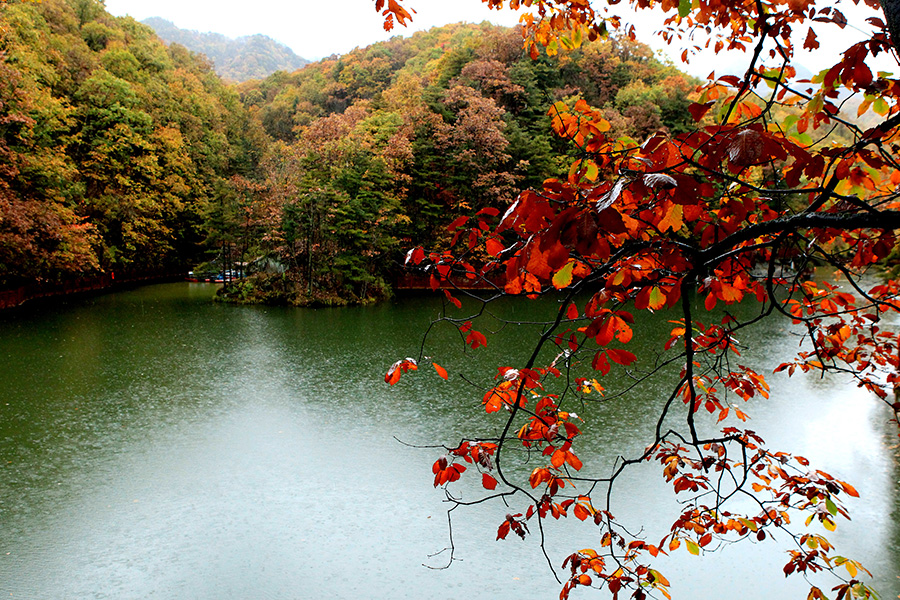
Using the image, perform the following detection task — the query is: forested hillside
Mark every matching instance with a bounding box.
[229,22,696,304]
[143,17,309,82]
[0,0,697,305]
[0,0,265,289]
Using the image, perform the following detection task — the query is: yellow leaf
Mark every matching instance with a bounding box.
[647,287,666,310]
[552,260,576,290]
[685,539,700,555]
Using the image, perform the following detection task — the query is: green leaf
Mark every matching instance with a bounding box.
[546,39,559,56]
[685,539,700,555]
[796,133,814,147]
[825,496,838,517]
[783,114,799,132]
[738,518,758,532]
[678,0,691,17]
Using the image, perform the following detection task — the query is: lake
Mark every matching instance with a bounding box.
[0,283,897,599]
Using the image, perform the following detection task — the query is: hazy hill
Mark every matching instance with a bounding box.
[143,17,308,82]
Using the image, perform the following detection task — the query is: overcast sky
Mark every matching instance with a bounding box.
[103,0,886,78]
[104,0,524,60]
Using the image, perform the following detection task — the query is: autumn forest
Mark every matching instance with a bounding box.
[0,0,695,304]
[7,0,900,597]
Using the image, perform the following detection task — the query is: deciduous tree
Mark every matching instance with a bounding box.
[384,0,900,598]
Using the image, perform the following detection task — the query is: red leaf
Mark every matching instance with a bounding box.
[606,348,637,366]
[573,503,590,521]
[405,246,425,265]
[803,28,819,51]
[592,351,611,375]
[486,237,504,257]
[688,101,714,122]
[476,207,500,217]
[594,316,617,346]
[466,330,488,349]
[482,473,498,490]
[443,289,462,309]
[497,520,511,540]
[447,215,468,232]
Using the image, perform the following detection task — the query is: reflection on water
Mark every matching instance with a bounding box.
[0,283,896,599]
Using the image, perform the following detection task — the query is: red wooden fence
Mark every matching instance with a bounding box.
[393,272,505,291]
[0,268,186,310]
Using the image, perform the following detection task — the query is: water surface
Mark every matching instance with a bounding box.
[0,283,897,599]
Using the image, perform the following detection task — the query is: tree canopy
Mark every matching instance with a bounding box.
[1,0,697,304]
[383,1,900,599]
[226,20,695,305]
[0,0,265,288]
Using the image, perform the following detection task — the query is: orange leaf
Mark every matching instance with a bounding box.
[385,368,401,386]
[385,358,417,385]
[433,362,449,380]
[841,482,860,497]
[566,451,583,470]
[657,203,684,233]
[573,503,590,521]
[551,449,566,468]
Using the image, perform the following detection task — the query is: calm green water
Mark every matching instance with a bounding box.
[0,283,897,599]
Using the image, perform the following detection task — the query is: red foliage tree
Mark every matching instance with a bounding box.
[384,0,900,598]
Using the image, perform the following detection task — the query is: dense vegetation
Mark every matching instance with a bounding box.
[0,0,696,304]
[0,0,265,289]
[143,17,309,83]
[225,23,697,304]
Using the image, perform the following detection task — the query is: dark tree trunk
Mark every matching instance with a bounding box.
[881,0,900,55]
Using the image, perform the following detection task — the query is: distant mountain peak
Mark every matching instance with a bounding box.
[142,17,308,82]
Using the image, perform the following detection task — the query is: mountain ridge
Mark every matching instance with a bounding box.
[142,17,309,82]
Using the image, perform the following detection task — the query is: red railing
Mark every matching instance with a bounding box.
[393,272,506,291]
[0,268,186,310]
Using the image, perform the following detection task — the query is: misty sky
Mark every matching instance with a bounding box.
[104,0,523,60]
[103,0,886,78]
